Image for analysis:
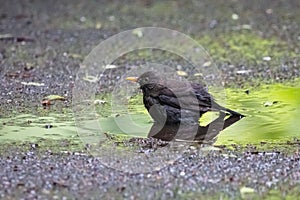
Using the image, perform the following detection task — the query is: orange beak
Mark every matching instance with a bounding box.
[126,77,138,82]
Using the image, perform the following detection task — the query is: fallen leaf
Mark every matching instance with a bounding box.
[202,61,212,67]
[240,186,255,199]
[82,75,98,83]
[42,99,51,107]
[176,70,188,76]
[43,95,65,101]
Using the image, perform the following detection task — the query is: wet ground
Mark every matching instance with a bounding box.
[0,0,300,199]
[0,141,300,199]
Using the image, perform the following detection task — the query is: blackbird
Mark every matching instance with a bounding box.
[126,71,244,126]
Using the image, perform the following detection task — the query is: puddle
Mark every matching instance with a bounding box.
[217,83,300,145]
[0,82,299,146]
[94,82,300,145]
[0,112,77,143]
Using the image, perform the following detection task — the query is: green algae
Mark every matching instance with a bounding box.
[95,81,300,145]
[216,80,300,145]
[1,81,298,147]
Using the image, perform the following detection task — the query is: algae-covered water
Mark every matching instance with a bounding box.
[1,81,299,146]
[217,81,300,144]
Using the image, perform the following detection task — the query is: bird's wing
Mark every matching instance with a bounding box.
[190,83,213,103]
[190,83,244,116]
[156,83,213,112]
[154,81,243,116]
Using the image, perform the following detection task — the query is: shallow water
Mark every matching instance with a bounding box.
[0,113,77,142]
[217,83,300,144]
[0,82,299,146]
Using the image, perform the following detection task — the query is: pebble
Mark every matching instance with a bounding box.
[263,56,272,61]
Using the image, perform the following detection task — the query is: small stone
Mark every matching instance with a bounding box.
[263,56,271,61]
[108,16,115,21]
[236,70,252,74]
[232,13,239,20]
[176,65,182,70]
[266,8,273,14]
[179,171,185,176]
[209,19,218,29]
[80,16,86,22]
[95,22,102,29]
[132,29,143,38]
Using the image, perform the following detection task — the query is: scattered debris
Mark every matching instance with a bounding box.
[202,61,212,67]
[266,8,273,14]
[95,22,102,29]
[132,28,143,38]
[42,99,51,107]
[194,73,203,77]
[83,75,98,83]
[0,34,35,42]
[21,82,45,87]
[240,186,255,199]
[94,99,107,105]
[5,71,31,78]
[105,64,117,69]
[176,70,188,76]
[263,101,278,107]
[236,70,252,75]
[232,24,252,30]
[232,13,239,20]
[44,124,53,129]
[43,95,65,101]
[42,95,66,108]
[263,56,272,61]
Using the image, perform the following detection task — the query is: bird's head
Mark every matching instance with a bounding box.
[126,71,160,88]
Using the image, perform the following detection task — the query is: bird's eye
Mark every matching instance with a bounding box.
[144,77,149,82]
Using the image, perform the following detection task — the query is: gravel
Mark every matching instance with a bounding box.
[0,144,299,199]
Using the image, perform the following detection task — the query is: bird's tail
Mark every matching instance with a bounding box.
[224,107,245,118]
[212,103,245,118]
